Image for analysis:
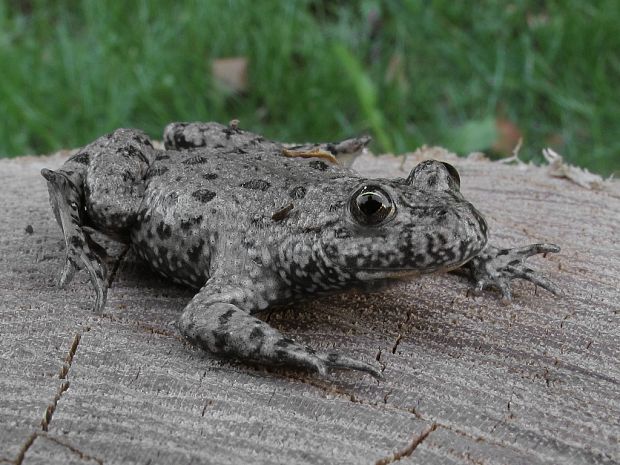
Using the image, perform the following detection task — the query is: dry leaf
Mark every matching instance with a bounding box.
[211,57,248,93]
[543,148,606,190]
[493,117,522,155]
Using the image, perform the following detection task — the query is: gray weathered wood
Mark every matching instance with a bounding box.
[1,148,618,465]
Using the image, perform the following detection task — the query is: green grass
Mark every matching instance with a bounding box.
[1,0,619,174]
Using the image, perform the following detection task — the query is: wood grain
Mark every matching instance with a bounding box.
[0,149,618,465]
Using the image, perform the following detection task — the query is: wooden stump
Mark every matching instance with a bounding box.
[1,149,618,465]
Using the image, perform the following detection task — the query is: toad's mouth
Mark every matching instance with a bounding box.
[349,259,474,281]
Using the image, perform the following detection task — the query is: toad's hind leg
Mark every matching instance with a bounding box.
[41,128,157,311]
[178,283,383,379]
[42,168,108,311]
[163,121,371,166]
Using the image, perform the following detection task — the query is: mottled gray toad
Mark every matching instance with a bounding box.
[41,122,559,378]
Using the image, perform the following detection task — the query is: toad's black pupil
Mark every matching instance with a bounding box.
[357,193,384,215]
[351,186,393,225]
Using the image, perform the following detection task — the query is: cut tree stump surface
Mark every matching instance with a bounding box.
[1,148,618,465]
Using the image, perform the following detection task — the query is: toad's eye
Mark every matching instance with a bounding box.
[440,162,460,189]
[350,185,394,226]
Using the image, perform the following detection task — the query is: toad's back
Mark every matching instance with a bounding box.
[130,146,355,289]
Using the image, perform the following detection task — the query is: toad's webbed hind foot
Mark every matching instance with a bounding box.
[466,243,561,301]
[41,168,108,311]
[179,289,382,380]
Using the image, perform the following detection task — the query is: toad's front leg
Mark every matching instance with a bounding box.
[178,280,382,379]
[465,243,561,301]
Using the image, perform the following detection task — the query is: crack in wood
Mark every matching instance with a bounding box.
[40,331,82,432]
[288,356,600,463]
[391,334,403,354]
[281,370,541,460]
[59,333,81,379]
[42,434,103,465]
[11,329,101,464]
[41,381,70,431]
[14,432,37,465]
[374,423,437,465]
[13,433,103,465]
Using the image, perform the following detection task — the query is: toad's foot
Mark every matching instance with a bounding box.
[178,286,382,380]
[163,121,371,167]
[282,134,372,167]
[466,243,561,301]
[42,168,108,311]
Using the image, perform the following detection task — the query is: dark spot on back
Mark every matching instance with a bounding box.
[211,329,228,349]
[25,224,34,234]
[223,126,240,139]
[250,215,265,229]
[241,179,270,191]
[289,186,306,199]
[202,172,218,180]
[187,239,204,263]
[183,155,208,165]
[180,215,203,231]
[249,326,265,341]
[173,130,205,150]
[133,134,153,148]
[218,309,236,325]
[192,189,216,203]
[155,154,170,161]
[68,152,89,165]
[146,166,169,179]
[309,160,329,171]
[156,222,172,240]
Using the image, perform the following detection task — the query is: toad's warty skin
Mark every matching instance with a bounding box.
[41,121,560,378]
